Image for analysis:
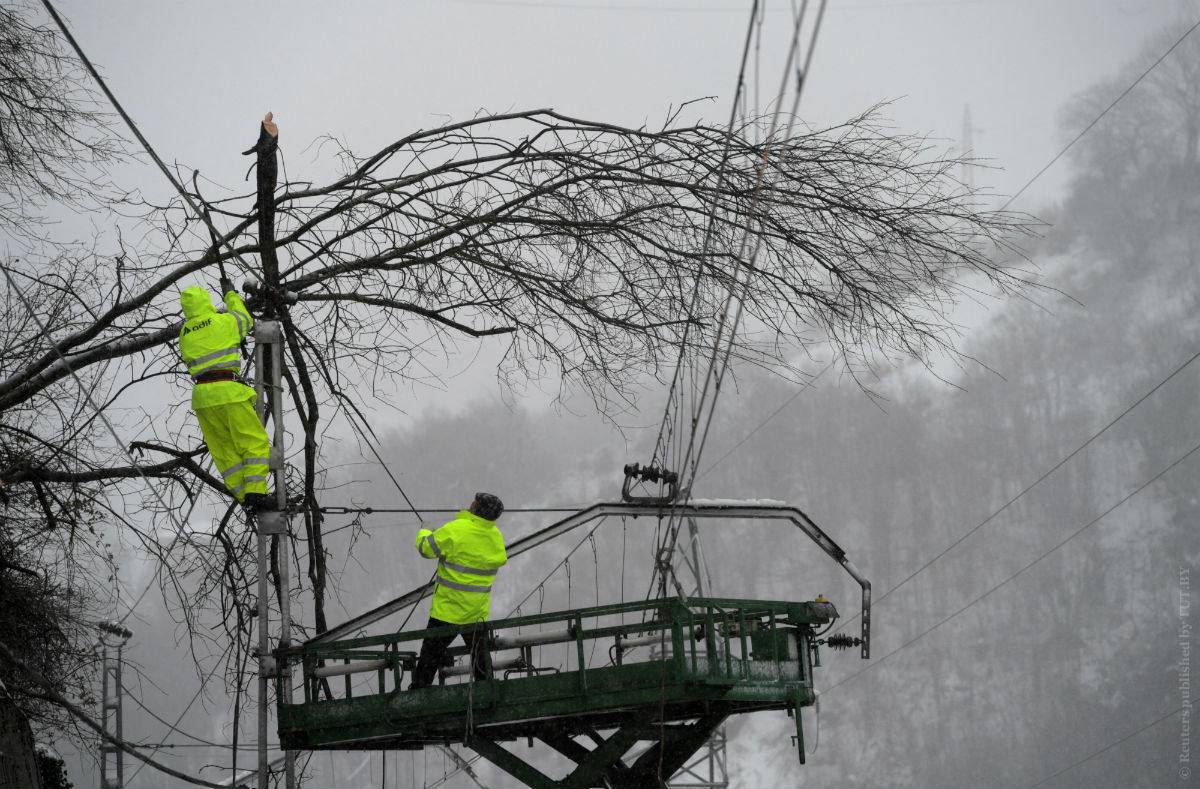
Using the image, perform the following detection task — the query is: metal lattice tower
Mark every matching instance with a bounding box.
[96,622,132,789]
[661,519,728,789]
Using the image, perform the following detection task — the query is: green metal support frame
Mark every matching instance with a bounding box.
[280,597,828,786]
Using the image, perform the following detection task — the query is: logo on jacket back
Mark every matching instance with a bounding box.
[181,317,213,336]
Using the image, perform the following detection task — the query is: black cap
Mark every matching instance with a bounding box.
[471,492,504,521]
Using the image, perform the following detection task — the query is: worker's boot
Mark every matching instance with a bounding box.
[242,492,276,512]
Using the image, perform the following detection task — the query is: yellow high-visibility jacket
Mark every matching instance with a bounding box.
[416,510,508,624]
[179,286,254,409]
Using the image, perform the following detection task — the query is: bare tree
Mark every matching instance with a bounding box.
[0,103,1033,742]
[1059,19,1200,260]
[0,0,127,754]
[0,0,122,235]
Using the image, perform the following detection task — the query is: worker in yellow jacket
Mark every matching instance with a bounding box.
[409,493,507,689]
[179,279,272,510]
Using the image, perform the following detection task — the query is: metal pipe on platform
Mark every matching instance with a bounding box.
[311,659,389,679]
[614,631,670,651]
[441,656,524,679]
[491,628,574,650]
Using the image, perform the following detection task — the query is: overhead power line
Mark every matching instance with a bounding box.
[822,435,1200,695]
[0,638,226,789]
[1023,705,1186,788]
[40,0,253,280]
[1003,16,1200,209]
[1,267,196,540]
[696,358,835,481]
[444,0,999,12]
[319,506,585,516]
[122,680,227,749]
[833,346,1200,635]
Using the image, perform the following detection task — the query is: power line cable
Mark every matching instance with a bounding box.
[319,506,584,516]
[649,0,763,468]
[126,656,226,783]
[653,0,828,596]
[40,0,254,281]
[1022,705,1186,789]
[816,18,1200,630]
[696,358,835,480]
[121,679,228,749]
[1,266,195,541]
[0,638,227,788]
[129,742,281,750]
[117,468,215,625]
[1002,16,1200,210]
[834,347,1200,634]
[443,0,997,12]
[822,436,1200,695]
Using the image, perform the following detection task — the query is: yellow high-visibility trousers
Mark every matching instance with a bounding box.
[195,400,270,501]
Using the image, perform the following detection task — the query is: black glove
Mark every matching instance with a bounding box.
[219,276,235,296]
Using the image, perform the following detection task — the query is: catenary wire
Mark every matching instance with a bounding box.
[117,468,216,625]
[0,266,196,543]
[1022,705,1186,789]
[40,0,257,279]
[444,0,997,12]
[815,19,1200,632]
[1002,17,1200,210]
[319,506,585,516]
[822,436,1200,696]
[126,647,231,783]
[653,0,828,597]
[832,346,1200,635]
[695,358,835,481]
[122,680,229,749]
[690,15,1200,498]
[650,0,763,468]
[0,638,227,788]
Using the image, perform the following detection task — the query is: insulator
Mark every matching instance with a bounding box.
[823,634,862,651]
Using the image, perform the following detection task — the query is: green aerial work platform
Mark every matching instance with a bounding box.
[277,501,872,788]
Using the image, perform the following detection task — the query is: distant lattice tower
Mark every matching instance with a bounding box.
[961,103,981,193]
[96,621,132,789]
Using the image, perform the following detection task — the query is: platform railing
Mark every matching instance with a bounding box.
[284,596,829,708]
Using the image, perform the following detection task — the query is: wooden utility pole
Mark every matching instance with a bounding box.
[245,111,296,789]
[245,112,281,316]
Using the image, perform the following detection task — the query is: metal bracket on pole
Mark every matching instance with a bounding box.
[257,510,287,537]
[259,651,279,679]
[254,319,284,344]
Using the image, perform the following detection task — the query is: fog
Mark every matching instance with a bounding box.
[33,1,1199,787]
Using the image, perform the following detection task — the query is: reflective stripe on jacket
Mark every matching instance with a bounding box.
[179,286,256,409]
[416,510,507,624]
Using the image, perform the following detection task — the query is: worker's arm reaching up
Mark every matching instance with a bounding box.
[220,277,253,340]
[416,525,455,561]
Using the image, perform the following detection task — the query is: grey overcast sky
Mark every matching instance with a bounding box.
[59,0,1185,215]
[50,0,1190,425]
